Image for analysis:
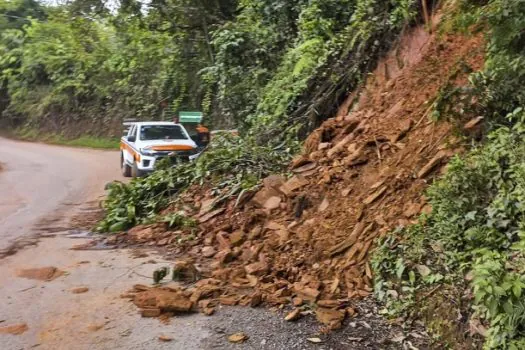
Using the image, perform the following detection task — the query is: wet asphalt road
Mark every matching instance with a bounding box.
[0,137,119,251]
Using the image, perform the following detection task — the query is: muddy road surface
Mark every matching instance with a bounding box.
[0,137,119,252]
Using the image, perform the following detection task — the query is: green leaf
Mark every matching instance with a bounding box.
[512,283,522,298]
[465,211,477,221]
[109,222,126,232]
[494,286,506,296]
[503,301,513,314]
[396,260,405,279]
[409,270,416,284]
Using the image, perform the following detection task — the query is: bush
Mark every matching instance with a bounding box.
[373,1,525,347]
[97,133,292,232]
[374,109,525,347]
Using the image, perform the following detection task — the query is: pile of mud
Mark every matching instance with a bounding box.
[16,266,65,281]
[111,27,484,326]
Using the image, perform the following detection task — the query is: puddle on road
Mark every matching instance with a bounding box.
[1,229,116,260]
[65,230,94,239]
[71,241,116,251]
[66,231,117,251]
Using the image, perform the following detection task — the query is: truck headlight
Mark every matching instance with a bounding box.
[140,148,155,156]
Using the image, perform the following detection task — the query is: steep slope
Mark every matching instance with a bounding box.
[109,17,485,329]
[191,25,483,301]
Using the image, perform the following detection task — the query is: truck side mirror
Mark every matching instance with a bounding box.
[127,135,136,142]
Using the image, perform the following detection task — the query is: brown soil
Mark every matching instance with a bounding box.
[112,21,485,329]
[0,323,29,335]
[16,266,65,281]
[68,200,106,230]
[34,200,104,235]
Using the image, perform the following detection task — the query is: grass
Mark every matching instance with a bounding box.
[53,135,120,149]
[13,128,120,150]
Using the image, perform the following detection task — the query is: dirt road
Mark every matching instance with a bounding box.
[0,137,118,252]
[0,138,410,350]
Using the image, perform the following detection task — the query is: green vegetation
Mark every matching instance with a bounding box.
[11,128,119,149]
[0,0,235,137]
[0,0,426,232]
[56,136,119,149]
[373,1,525,348]
[1,0,418,142]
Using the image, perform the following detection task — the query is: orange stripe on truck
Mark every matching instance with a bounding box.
[120,141,141,162]
[151,145,194,151]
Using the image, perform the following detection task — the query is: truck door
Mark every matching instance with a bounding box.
[123,125,137,165]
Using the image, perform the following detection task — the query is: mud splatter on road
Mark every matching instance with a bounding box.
[0,323,28,335]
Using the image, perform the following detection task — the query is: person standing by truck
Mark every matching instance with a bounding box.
[195,124,210,148]
[172,111,210,150]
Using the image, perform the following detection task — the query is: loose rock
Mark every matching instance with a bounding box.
[284,308,301,322]
[159,335,173,342]
[280,175,309,197]
[315,308,345,330]
[228,332,249,343]
[202,246,217,258]
[464,116,484,130]
[263,196,282,210]
[417,151,450,178]
[307,338,323,344]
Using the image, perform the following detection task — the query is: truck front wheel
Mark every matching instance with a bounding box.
[121,153,132,177]
[131,162,143,178]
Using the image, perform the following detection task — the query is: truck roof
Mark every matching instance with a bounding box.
[129,121,179,126]
[122,122,187,136]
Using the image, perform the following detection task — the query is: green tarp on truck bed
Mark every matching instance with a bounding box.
[179,111,203,123]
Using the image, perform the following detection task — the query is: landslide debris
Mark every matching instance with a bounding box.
[228,332,249,343]
[112,24,484,326]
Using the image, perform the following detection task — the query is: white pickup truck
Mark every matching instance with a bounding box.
[120,121,198,177]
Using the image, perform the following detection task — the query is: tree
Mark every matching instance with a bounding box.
[0,0,46,31]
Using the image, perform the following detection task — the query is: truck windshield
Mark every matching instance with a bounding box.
[140,125,188,141]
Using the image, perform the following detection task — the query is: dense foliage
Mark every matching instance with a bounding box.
[1,0,417,141]
[373,0,525,348]
[0,0,231,135]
